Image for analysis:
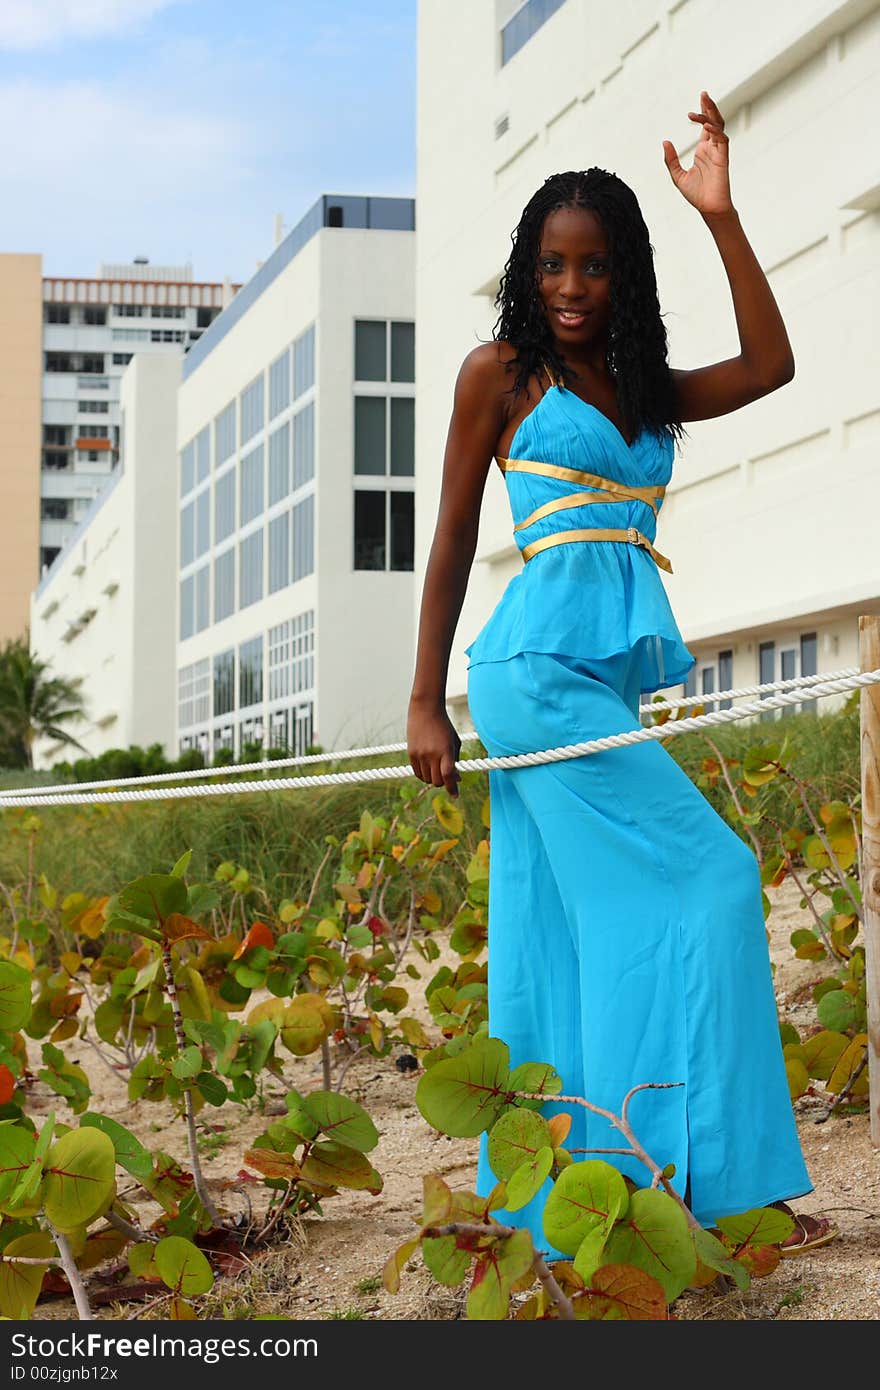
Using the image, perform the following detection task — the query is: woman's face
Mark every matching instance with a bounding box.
[535,205,612,352]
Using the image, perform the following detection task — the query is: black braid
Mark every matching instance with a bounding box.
[492,168,683,442]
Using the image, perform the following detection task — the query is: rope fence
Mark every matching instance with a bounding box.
[0,665,875,809]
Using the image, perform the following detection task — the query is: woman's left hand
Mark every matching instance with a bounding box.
[663,91,734,217]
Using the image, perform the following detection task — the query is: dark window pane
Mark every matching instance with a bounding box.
[355,396,386,475]
[759,640,775,722]
[354,490,386,569]
[800,631,817,678]
[390,490,414,571]
[390,396,414,475]
[390,322,415,382]
[355,321,386,381]
[718,649,733,711]
[213,649,235,717]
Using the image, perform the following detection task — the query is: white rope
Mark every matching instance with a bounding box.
[2,664,862,800]
[0,668,876,810]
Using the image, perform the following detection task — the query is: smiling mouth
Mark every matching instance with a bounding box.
[553,307,590,325]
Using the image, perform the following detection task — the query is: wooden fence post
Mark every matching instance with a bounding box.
[859,614,880,1146]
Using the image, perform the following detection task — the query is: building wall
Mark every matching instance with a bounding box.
[416,0,880,725]
[30,354,180,768]
[0,254,42,642]
[176,216,416,758]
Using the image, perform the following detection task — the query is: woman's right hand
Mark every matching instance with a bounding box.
[407,695,462,798]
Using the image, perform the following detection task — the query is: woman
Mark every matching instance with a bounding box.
[407,92,835,1259]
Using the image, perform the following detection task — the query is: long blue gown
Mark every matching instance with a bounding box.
[464,366,812,1259]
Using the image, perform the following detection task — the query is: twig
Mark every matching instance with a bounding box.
[333,1043,369,1092]
[422,1220,575,1320]
[47,1221,92,1320]
[815,1046,869,1124]
[702,735,763,864]
[105,1209,158,1244]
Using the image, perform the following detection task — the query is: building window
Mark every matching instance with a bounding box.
[293,324,315,398]
[214,548,235,621]
[215,400,236,466]
[268,512,290,593]
[195,563,210,632]
[40,546,61,571]
[800,631,817,678]
[180,574,194,641]
[240,374,265,445]
[759,640,776,722]
[354,319,414,383]
[197,307,218,329]
[268,611,315,700]
[354,490,414,570]
[195,488,210,557]
[293,403,315,488]
[83,306,107,326]
[213,649,235,717]
[390,397,414,475]
[215,468,236,543]
[180,500,195,567]
[390,321,415,382]
[269,348,291,419]
[718,649,733,711]
[500,0,567,66]
[178,657,210,729]
[268,422,290,505]
[240,445,264,526]
[41,498,70,521]
[239,530,264,608]
[78,400,108,414]
[111,353,132,366]
[44,304,71,324]
[354,396,413,476]
[43,451,70,471]
[239,635,263,709]
[292,494,315,581]
[43,425,70,445]
[195,425,211,482]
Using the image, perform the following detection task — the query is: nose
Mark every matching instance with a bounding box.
[559,268,588,299]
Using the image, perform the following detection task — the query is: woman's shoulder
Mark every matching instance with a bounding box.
[455,340,523,407]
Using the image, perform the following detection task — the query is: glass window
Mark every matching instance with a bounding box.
[390,397,414,475]
[684,665,697,697]
[179,575,194,640]
[293,609,315,692]
[180,501,195,568]
[180,442,195,497]
[268,512,290,593]
[718,649,733,711]
[214,548,235,622]
[269,349,291,419]
[293,402,315,488]
[268,620,290,701]
[268,422,290,505]
[355,397,385,474]
[215,468,236,543]
[292,494,315,581]
[355,320,386,381]
[239,635,263,709]
[240,530,264,607]
[800,631,817,678]
[390,490,414,570]
[213,649,235,717]
[354,490,385,569]
[215,401,236,466]
[759,640,775,722]
[390,321,415,382]
[240,374,265,445]
[501,0,566,66]
[195,488,210,557]
[293,324,315,397]
[240,444,264,525]
[195,425,211,482]
[195,563,210,632]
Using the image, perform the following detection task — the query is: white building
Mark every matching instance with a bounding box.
[416,0,880,725]
[176,194,416,760]
[29,354,181,768]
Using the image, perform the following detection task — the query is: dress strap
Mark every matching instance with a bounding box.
[543,358,561,390]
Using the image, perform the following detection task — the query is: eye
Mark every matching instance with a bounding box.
[585,259,609,275]
[538,259,561,273]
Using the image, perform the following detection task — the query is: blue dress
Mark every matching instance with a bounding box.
[465,368,813,1257]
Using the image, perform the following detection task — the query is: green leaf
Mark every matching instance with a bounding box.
[117,874,187,924]
[466,1228,534,1320]
[302,1092,379,1153]
[171,850,193,879]
[171,1046,204,1081]
[542,1160,630,1256]
[0,1232,54,1318]
[43,1128,116,1231]
[505,1147,554,1213]
[0,961,32,1032]
[816,989,858,1033]
[572,1223,610,1282]
[196,1074,229,1107]
[80,1113,153,1183]
[799,1030,849,1081]
[508,1061,562,1108]
[716,1207,795,1248]
[300,1141,382,1192]
[415,1038,511,1138]
[154,1235,214,1295]
[486,1109,553,1181]
[128,1241,159,1279]
[693,1228,749,1290]
[603,1188,696,1301]
[0,1126,37,1205]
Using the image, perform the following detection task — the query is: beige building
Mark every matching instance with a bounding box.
[0,255,42,644]
[416,0,880,724]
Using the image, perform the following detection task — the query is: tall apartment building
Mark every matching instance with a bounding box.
[0,253,236,644]
[176,193,416,759]
[417,0,880,725]
[30,355,181,767]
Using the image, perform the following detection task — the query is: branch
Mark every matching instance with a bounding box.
[815,1045,869,1124]
[422,1220,575,1320]
[702,735,763,864]
[47,1221,92,1320]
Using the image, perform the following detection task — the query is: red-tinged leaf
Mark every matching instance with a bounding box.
[243,1148,301,1180]
[367,915,386,939]
[164,914,212,944]
[49,992,84,1018]
[383,1237,420,1293]
[0,1064,15,1104]
[735,1243,781,1279]
[232,922,275,960]
[225,1169,261,1187]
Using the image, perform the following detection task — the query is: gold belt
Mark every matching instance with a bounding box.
[496,455,673,573]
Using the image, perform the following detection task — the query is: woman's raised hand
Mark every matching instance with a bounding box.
[663,91,734,218]
[407,697,462,799]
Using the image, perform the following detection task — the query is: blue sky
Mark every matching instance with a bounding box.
[0,0,416,282]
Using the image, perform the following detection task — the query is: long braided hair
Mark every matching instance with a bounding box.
[492,168,683,442]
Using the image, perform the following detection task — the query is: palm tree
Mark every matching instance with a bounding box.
[0,636,89,769]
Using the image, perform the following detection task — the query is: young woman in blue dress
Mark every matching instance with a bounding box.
[407,91,836,1254]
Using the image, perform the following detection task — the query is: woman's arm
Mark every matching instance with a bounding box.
[663,91,795,422]
[407,344,506,797]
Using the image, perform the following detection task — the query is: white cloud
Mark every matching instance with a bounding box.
[0,0,187,50]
